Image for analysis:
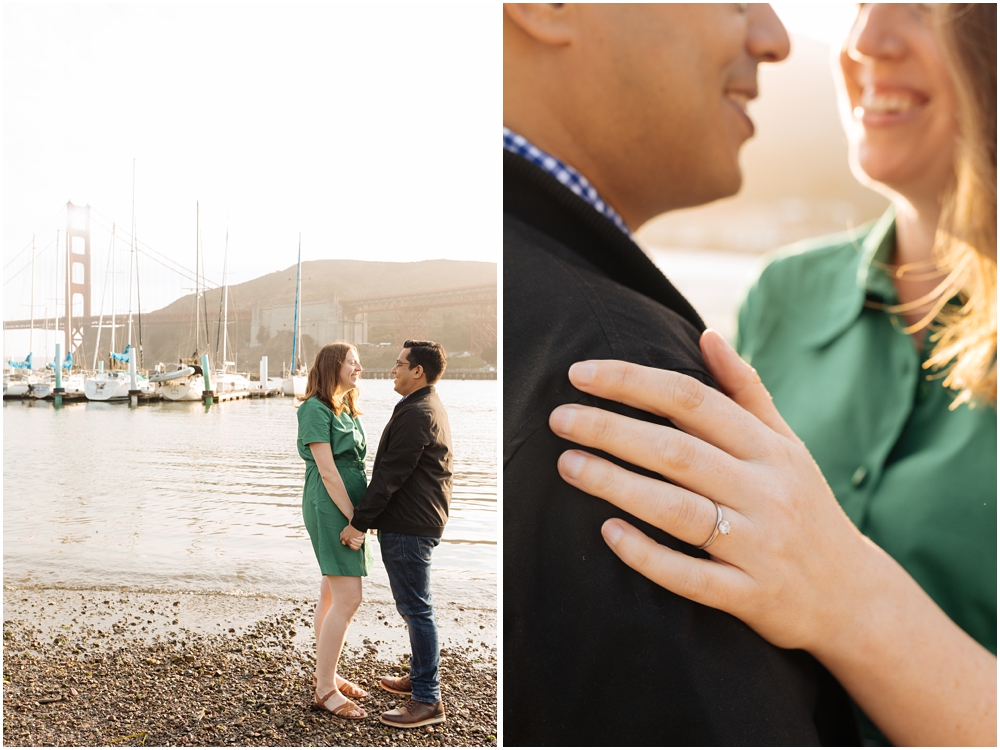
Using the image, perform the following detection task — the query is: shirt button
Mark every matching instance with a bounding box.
[851,466,869,488]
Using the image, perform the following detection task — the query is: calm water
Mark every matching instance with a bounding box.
[3,380,496,601]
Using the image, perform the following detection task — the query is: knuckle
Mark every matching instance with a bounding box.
[652,489,698,532]
[586,458,617,496]
[620,362,643,393]
[625,535,652,571]
[655,431,697,473]
[678,565,710,601]
[667,373,706,412]
[591,411,618,446]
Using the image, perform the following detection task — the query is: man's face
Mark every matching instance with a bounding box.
[391,348,416,396]
[550,4,789,225]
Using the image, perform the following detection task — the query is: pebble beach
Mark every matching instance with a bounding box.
[2,587,497,747]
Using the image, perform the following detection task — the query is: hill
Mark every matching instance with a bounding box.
[85,259,496,373]
[151,258,497,318]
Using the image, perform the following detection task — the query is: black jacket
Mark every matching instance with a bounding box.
[503,150,860,746]
[351,385,452,537]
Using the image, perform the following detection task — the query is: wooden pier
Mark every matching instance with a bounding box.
[362,369,496,381]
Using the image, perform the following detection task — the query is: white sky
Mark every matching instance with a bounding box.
[772,1,857,49]
[2,2,854,359]
[3,4,498,305]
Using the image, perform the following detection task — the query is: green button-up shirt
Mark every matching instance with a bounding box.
[736,209,996,695]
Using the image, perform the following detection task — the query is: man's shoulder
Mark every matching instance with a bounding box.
[505,211,709,378]
[504,211,712,461]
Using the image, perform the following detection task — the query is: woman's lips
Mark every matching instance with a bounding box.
[852,85,928,126]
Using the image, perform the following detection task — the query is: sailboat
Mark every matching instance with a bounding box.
[155,201,207,402]
[86,165,155,402]
[282,234,306,398]
[211,226,252,397]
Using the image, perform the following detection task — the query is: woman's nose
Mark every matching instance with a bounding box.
[846,4,907,63]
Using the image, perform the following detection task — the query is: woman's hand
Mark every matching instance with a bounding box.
[309,442,359,524]
[548,329,998,746]
[548,329,877,653]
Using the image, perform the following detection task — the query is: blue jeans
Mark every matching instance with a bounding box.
[379,532,441,704]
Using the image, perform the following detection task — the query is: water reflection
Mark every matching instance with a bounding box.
[3,380,496,599]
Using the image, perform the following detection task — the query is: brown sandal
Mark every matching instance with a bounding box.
[315,688,367,720]
[337,677,367,699]
[312,675,367,699]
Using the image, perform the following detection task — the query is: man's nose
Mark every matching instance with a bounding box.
[749,4,791,63]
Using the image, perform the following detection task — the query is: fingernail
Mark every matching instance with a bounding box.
[569,361,596,385]
[703,328,734,353]
[549,405,577,435]
[559,450,586,478]
[602,520,624,545]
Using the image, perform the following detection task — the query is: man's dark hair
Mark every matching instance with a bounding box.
[403,340,447,384]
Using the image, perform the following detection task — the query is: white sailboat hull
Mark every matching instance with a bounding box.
[85,374,130,401]
[5,380,31,397]
[157,377,203,401]
[283,376,306,398]
[30,379,54,399]
[63,374,87,396]
[84,374,153,401]
[214,371,253,395]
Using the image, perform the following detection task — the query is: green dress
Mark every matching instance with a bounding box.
[736,208,996,744]
[297,396,373,577]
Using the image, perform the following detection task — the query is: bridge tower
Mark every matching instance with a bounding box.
[470,300,497,357]
[65,202,92,362]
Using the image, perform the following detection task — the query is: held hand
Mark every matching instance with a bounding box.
[340,524,365,549]
[548,329,877,653]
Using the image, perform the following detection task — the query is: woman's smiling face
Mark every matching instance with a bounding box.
[838,4,960,203]
[338,348,362,392]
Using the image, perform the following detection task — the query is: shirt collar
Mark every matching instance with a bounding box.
[503,127,631,236]
[803,206,898,348]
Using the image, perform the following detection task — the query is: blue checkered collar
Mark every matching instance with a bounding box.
[503,127,631,235]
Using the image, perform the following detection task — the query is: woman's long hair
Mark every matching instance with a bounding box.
[900,4,996,408]
[300,342,362,417]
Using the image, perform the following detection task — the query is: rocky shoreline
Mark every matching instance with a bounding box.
[2,589,496,747]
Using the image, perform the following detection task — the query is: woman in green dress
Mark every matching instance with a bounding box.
[297,341,373,719]
[547,4,995,746]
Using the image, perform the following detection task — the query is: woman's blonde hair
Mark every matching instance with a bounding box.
[301,341,363,417]
[897,4,996,408]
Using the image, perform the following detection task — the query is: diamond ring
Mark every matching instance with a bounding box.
[697,500,731,550]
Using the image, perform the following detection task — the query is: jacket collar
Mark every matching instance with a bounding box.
[803,207,898,348]
[394,384,435,409]
[504,149,706,333]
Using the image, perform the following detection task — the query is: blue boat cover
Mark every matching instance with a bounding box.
[46,352,73,370]
[8,352,32,370]
[111,345,131,363]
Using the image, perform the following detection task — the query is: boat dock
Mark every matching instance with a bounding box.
[363,368,496,381]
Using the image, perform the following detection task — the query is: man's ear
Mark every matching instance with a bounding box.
[412,364,425,381]
[503,4,576,47]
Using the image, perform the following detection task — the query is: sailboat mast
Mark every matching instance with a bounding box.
[127,158,136,350]
[221,226,229,368]
[54,229,60,356]
[110,223,116,355]
[29,234,35,360]
[195,201,200,357]
[291,233,301,374]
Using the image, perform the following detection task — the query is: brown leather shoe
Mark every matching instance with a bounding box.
[379,674,412,696]
[379,699,445,728]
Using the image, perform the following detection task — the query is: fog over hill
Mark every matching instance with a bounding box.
[637,34,890,254]
[87,259,496,373]
[151,258,497,318]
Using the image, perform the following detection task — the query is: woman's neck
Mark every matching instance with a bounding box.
[892,197,946,340]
